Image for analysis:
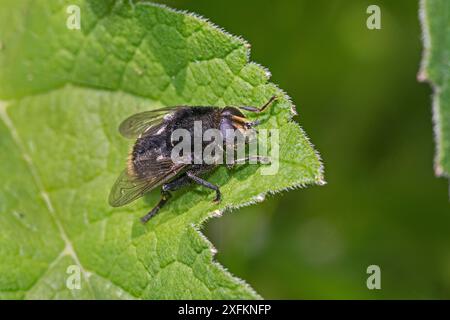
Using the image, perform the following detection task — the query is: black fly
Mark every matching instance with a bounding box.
[109,96,277,223]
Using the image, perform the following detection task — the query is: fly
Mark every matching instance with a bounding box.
[109,96,277,223]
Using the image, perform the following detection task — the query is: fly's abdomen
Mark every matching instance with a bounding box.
[129,135,168,178]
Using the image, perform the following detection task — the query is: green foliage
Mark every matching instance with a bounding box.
[420,0,450,187]
[0,0,323,299]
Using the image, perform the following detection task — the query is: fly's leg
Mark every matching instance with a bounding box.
[226,155,271,169]
[140,191,172,223]
[239,95,277,113]
[186,171,221,203]
[140,174,191,223]
[162,174,191,192]
[141,169,221,223]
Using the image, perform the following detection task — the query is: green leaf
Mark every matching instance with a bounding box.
[419,0,450,190]
[0,0,323,299]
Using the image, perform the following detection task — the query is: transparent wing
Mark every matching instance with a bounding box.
[108,160,186,207]
[118,107,184,139]
[108,170,157,207]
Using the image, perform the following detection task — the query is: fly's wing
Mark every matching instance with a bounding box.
[119,106,186,139]
[108,170,157,207]
[108,159,186,207]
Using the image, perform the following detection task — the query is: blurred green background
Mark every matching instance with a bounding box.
[157,0,450,299]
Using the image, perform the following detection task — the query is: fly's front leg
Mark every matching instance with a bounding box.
[239,95,277,113]
[186,171,221,203]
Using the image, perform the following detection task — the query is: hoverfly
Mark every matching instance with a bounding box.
[109,96,277,223]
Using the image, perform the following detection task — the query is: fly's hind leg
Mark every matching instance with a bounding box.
[140,191,172,223]
[140,174,191,223]
[140,170,221,223]
[186,171,221,203]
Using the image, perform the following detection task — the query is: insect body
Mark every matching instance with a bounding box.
[109,96,277,223]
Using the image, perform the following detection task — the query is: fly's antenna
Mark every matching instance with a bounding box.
[239,95,277,113]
